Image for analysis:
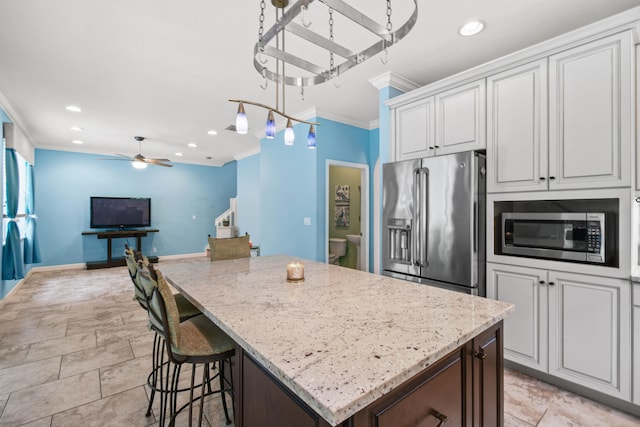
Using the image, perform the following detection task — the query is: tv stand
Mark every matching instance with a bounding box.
[81,229,159,269]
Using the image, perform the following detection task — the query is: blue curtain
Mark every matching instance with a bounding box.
[24,163,41,264]
[2,148,25,279]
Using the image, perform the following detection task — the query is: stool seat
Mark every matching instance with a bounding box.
[174,294,200,321]
[174,315,235,358]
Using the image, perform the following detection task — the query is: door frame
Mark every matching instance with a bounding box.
[325,160,370,272]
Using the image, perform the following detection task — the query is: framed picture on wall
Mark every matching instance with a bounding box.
[335,206,350,227]
[335,185,350,206]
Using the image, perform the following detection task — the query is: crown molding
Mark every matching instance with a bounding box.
[369,71,420,93]
[234,146,261,161]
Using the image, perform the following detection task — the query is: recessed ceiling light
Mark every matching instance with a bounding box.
[207,130,218,136]
[459,20,485,37]
[71,140,84,145]
[175,152,184,157]
[65,105,82,112]
[187,142,198,148]
[70,126,84,132]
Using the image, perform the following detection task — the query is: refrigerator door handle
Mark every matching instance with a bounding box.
[412,169,420,266]
[420,168,429,267]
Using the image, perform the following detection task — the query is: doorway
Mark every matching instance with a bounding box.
[326,160,369,271]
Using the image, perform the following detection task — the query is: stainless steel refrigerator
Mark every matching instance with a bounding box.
[382,151,486,296]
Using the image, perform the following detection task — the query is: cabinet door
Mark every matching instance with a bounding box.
[434,79,486,155]
[395,97,435,161]
[548,271,631,400]
[548,31,633,190]
[487,59,548,193]
[472,322,503,427]
[486,263,548,372]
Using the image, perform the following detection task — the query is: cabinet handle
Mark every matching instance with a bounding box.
[635,196,640,203]
[434,145,440,149]
[474,349,487,360]
[548,281,555,286]
[549,176,556,180]
[539,177,546,181]
[429,146,435,150]
[431,410,448,426]
[539,280,545,284]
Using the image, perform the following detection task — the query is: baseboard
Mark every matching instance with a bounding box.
[157,252,207,260]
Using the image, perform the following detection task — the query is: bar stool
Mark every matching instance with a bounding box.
[140,264,235,427]
[123,244,202,419]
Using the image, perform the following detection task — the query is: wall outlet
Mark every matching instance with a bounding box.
[304,217,311,226]
[152,247,157,253]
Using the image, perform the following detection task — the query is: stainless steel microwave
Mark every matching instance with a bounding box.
[502,212,605,264]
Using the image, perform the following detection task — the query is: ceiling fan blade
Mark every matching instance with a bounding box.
[114,153,132,158]
[146,159,173,167]
[148,158,171,162]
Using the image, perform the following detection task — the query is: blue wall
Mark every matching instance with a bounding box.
[35,149,237,266]
[259,122,318,259]
[239,117,371,263]
[236,153,261,246]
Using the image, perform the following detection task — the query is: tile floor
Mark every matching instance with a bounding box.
[0,263,638,426]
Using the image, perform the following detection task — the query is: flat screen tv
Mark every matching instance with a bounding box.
[90,197,151,229]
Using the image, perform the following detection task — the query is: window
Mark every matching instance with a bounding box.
[2,141,28,242]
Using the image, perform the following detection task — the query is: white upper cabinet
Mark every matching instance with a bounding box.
[394,97,435,161]
[487,60,548,193]
[434,79,486,155]
[548,31,633,190]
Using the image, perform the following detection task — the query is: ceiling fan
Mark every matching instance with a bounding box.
[102,136,173,168]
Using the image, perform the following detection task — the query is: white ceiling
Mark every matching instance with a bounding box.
[0,0,639,167]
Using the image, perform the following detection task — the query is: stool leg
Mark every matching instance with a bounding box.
[146,333,160,417]
[198,363,208,427]
[219,359,232,425]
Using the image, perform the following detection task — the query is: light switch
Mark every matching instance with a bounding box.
[304,217,311,226]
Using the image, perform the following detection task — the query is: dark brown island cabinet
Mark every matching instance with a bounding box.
[234,322,503,427]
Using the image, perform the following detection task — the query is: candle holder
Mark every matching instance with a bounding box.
[286,262,305,283]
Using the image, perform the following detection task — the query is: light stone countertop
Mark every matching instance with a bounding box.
[161,255,514,426]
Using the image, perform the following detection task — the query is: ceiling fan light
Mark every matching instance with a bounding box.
[132,160,147,169]
[265,110,276,139]
[284,119,295,146]
[307,125,316,149]
[236,102,248,134]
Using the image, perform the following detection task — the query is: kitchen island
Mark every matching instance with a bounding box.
[161,255,514,426]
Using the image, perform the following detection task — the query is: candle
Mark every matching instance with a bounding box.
[286,262,304,282]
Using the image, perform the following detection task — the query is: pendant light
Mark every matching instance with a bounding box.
[307,125,316,149]
[265,110,276,139]
[235,102,248,134]
[284,119,295,146]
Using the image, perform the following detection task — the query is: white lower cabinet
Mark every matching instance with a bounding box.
[634,283,640,405]
[487,263,631,400]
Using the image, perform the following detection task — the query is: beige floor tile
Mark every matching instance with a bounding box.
[51,386,154,427]
[95,319,150,347]
[0,356,61,401]
[504,368,556,425]
[504,412,536,427]
[120,308,149,324]
[538,388,640,427]
[59,340,133,378]
[129,331,156,358]
[0,370,101,426]
[100,356,153,397]
[17,417,53,427]
[26,332,96,362]
[0,309,19,322]
[0,323,67,347]
[0,316,42,335]
[0,344,30,370]
[65,315,123,337]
